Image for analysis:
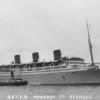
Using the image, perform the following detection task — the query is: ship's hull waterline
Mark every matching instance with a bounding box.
[0,68,100,85]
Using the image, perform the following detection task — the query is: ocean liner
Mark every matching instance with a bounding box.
[0,20,100,85]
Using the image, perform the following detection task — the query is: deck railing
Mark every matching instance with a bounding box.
[0,63,95,73]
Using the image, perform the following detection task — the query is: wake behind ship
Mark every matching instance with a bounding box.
[0,20,100,85]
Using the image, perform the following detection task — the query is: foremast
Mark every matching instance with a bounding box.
[86,19,94,65]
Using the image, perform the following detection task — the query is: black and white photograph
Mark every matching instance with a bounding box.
[0,0,100,100]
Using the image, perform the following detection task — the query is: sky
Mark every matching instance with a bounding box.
[0,0,100,64]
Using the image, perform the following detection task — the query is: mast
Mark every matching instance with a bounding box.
[86,19,94,65]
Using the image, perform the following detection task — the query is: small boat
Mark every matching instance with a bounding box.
[0,79,28,86]
[0,71,28,86]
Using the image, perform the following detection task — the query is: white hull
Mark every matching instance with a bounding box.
[1,68,100,85]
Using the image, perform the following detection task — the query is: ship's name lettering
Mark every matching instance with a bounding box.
[7,95,28,99]
[7,95,56,99]
[7,94,92,100]
[69,95,92,99]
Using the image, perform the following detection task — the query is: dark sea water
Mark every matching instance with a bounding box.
[1,85,100,100]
